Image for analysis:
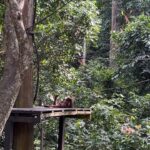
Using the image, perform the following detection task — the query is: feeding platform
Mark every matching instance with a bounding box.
[4,107,91,150]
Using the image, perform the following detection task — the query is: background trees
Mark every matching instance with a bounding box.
[0,0,150,149]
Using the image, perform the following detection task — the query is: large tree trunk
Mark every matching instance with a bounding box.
[0,4,21,136]
[13,0,34,149]
[109,0,120,68]
[0,0,32,136]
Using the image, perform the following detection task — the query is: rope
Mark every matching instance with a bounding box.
[32,0,74,103]
[33,0,40,103]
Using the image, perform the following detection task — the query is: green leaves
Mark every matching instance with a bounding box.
[31,1,150,150]
[112,15,150,94]
[35,0,100,103]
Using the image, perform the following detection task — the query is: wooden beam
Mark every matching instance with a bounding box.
[10,116,40,123]
[11,107,92,120]
[40,123,44,150]
[58,117,65,150]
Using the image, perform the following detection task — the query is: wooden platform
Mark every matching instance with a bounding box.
[4,107,91,150]
[10,107,91,123]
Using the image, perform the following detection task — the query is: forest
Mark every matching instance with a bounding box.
[0,0,150,150]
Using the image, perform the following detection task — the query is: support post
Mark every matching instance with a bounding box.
[58,117,65,150]
[40,123,44,150]
[4,120,13,150]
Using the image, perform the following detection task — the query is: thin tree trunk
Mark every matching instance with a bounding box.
[82,36,86,65]
[109,0,119,68]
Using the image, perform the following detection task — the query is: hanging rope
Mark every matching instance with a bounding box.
[32,0,40,103]
[32,0,74,103]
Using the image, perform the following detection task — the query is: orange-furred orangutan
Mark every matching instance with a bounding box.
[45,95,75,108]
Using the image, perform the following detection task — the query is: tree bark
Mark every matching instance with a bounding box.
[0,4,21,136]
[0,0,32,136]
[13,0,34,149]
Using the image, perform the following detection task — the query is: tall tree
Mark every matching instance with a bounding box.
[13,0,34,149]
[0,0,33,137]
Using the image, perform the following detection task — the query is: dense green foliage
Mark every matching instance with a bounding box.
[113,15,150,95]
[0,0,150,149]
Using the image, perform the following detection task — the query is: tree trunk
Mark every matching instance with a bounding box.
[13,0,34,150]
[82,36,86,65]
[109,0,119,68]
[13,69,34,150]
[0,0,33,136]
[0,4,21,136]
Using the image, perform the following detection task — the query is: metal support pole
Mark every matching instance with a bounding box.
[4,120,13,150]
[57,117,65,150]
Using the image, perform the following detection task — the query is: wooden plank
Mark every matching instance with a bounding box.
[42,110,91,118]
[12,107,91,113]
[11,107,91,120]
